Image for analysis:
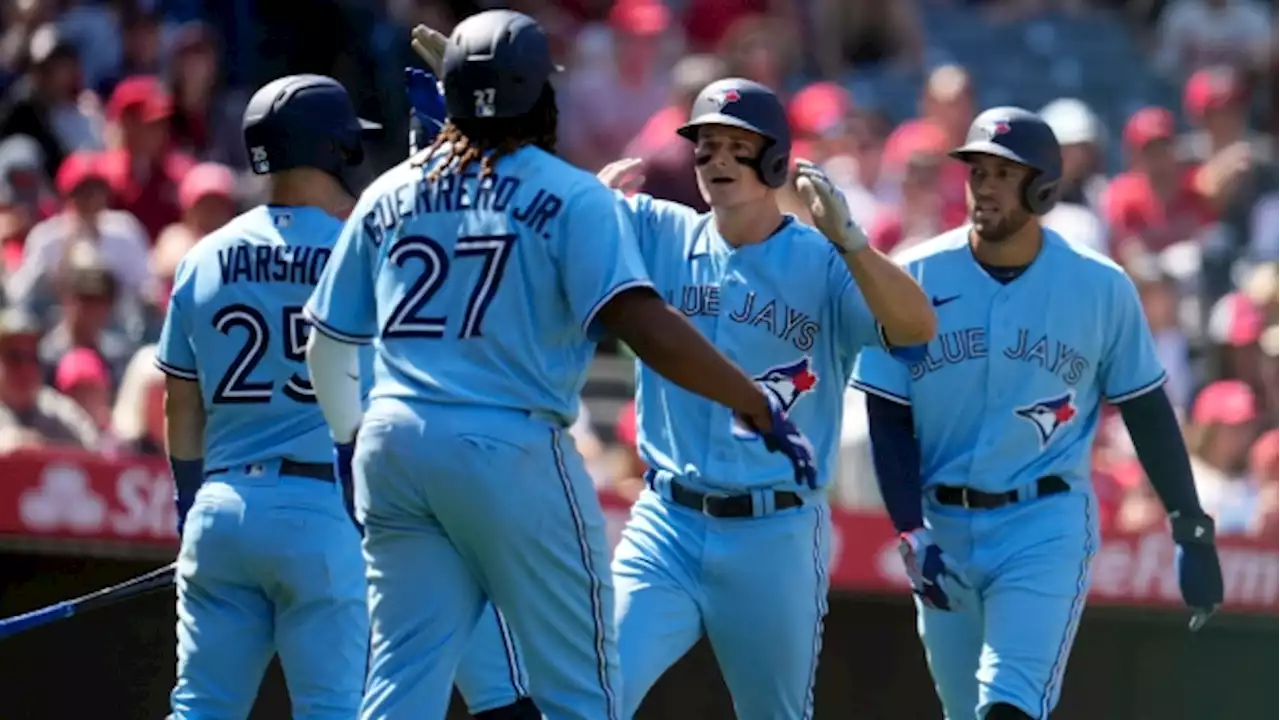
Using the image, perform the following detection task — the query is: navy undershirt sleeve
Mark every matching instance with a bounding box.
[866,394,925,532]
[1117,387,1205,517]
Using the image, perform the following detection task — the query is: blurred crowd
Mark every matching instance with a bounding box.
[0,0,1275,539]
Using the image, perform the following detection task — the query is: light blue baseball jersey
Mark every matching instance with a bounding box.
[620,193,884,493]
[851,226,1166,494]
[156,206,345,472]
[304,146,652,424]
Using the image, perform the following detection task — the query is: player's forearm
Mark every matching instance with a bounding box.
[599,291,769,420]
[866,395,925,532]
[1118,388,1206,517]
[306,331,364,444]
[163,377,205,461]
[841,248,936,347]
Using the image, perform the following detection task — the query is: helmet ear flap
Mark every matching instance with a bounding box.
[1022,173,1059,215]
[757,145,790,189]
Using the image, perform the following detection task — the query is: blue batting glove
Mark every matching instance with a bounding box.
[334,441,359,529]
[899,528,970,612]
[169,458,203,536]
[1171,513,1223,631]
[405,67,446,137]
[733,388,818,489]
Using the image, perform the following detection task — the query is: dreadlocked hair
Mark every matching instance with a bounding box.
[425,83,559,182]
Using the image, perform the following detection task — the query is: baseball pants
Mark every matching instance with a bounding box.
[611,486,831,720]
[172,461,367,720]
[355,399,619,720]
[916,489,1098,719]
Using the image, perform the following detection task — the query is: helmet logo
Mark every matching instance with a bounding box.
[712,89,741,108]
[473,88,497,118]
[250,146,269,173]
[982,120,1012,140]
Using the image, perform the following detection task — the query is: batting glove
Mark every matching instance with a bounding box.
[411,24,448,76]
[405,67,446,140]
[1171,512,1223,631]
[899,528,971,612]
[793,159,869,255]
[334,441,360,530]
[733,387,819,489]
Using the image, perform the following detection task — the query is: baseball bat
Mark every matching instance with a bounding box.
[0,562,177,641]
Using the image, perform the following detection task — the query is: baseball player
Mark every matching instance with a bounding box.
[853,107,1224,720]
[157,73,537,720]
[303,11,816,720]
[594,79,937,719]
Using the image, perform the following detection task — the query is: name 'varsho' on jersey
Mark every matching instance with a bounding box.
[304,145,652,425]
[852,226,1167,494]
[621,193,886,494]
[155,206,345,472]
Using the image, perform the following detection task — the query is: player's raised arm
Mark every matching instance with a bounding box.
[1101,270,1223,630]
[794,160,936,348]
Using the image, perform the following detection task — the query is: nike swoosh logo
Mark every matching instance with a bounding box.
[932,295,961,307]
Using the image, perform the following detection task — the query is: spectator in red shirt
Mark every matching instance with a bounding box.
[99,76,196,240]
[868,120,966,257]
[1102,106,1217,257]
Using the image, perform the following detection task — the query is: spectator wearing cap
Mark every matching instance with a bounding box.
[1188,379,1263,534]
[0,307,100,452]
[1038,98,1108,254]
[0,134,57,273]
[868,120,966,257]
[54,346,113,431]
[561,0,673,172]
[99,75,197,240]
[166,22,250,172]
[6,150,151,322]
[37,241,137,390]
[623,54,728,212]
[0,24,103,179]
[1101,106,1217,257]
[1153,0,1275,78]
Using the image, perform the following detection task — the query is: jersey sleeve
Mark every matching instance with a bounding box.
[305,198,378,345]
[851,345,912,406]
[556,186,655,341]
[154,259,198,381]
[828,247,887,355]
[616,191,699,267]
[1100,271,1167,403]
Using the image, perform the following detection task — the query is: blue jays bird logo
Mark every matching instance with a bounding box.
[713,89,741,109]
[1014,390,1078,448]
[732,357,819,439]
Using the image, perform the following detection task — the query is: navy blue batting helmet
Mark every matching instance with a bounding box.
[442,10,561,120]
[242,75,379,184]
[950,106,1063,215]
[678,78,792,189]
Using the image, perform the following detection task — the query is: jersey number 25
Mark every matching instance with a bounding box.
[210,304,313,405]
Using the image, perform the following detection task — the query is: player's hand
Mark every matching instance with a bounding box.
[405,67,446,137]
[597,158,646,194]
[411,24,448,76]
[899,528,970,612]
[334,441,360,530]
[1171,512,1223,631]
[793,158,868,254]
[733,387,818,489]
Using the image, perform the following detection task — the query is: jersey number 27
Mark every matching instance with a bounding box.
[383,233,515,339]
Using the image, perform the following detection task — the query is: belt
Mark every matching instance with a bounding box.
[662,477,803,519]
[934,475,1069,510]
[205,459,336,484]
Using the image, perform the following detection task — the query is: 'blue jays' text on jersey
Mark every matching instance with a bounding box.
[155,206,346,472]
[621,193,886,494]
[304,146,653,425]
[851,226,1167,494]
